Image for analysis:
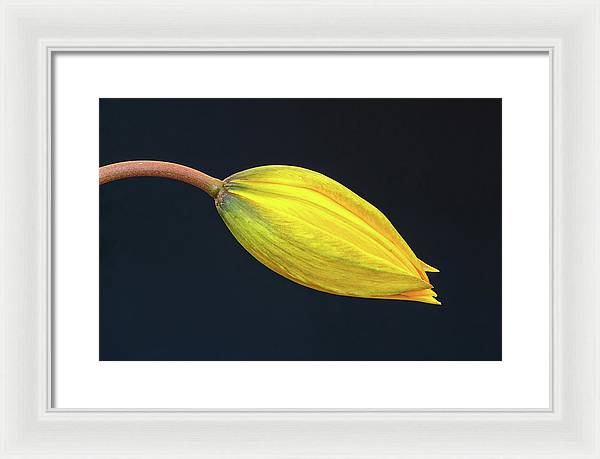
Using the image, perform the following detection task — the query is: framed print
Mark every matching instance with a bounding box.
[1,0,599,457]
[51,53,549,410]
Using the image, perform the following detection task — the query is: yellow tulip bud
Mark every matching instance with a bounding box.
[100,161,439,304]
[216,165,439,304]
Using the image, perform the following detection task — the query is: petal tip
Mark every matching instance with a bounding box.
[419,259,440,273]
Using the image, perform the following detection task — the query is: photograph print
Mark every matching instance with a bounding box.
[99,98,501,361]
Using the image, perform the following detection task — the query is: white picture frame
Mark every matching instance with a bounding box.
[1,0,598,457]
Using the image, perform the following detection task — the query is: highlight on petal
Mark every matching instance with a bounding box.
[215,165,439,304]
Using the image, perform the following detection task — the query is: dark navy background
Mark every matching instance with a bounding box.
[100,98,501,361]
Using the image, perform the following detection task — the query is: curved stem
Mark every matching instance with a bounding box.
[99,160,223,198]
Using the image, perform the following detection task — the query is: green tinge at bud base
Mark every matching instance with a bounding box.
[215,165,439,305]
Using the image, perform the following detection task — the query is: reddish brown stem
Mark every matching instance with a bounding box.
[99,160,223,198]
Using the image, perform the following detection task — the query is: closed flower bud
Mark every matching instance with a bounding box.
[216,165,439,304]
[100,161,439,304]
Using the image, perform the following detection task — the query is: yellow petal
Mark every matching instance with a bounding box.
[419,259,440,273]
[216,165,438,303]
[377,288,441,305]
